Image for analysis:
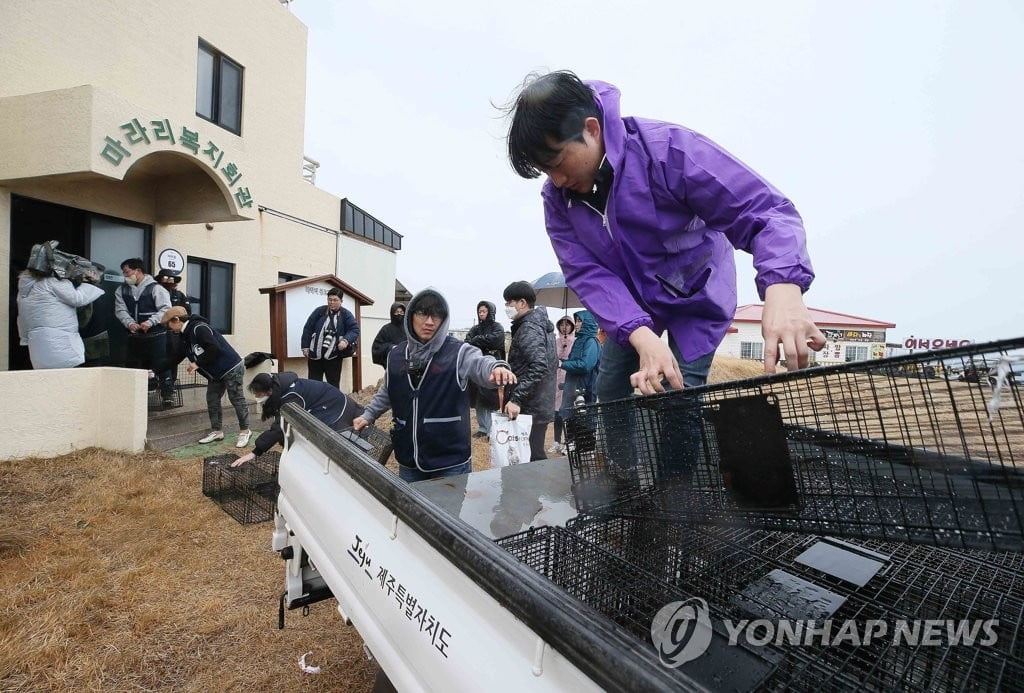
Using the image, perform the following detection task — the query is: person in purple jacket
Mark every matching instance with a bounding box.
[506,70,826,400]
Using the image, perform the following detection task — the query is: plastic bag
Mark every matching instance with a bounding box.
[489,412,532,468]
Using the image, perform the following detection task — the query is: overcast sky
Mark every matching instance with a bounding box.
[289,0,1023,344]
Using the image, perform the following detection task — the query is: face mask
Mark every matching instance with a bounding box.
[505,305,519,320]
[124,274,138,286]
[255,395,270,404]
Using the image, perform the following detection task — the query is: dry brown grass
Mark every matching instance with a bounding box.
[0,355,788,691]
[0,448,376,692]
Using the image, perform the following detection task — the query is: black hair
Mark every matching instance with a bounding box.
[120,258,144,271]
[327,287,343,299]
[248,372,276,395]
[410,292,448,320]
[505,70,600,179]
[503,280,536,307]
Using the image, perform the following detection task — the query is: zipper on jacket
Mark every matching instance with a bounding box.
[580,199,611,237]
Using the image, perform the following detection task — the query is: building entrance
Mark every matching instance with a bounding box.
[9,195,152,370]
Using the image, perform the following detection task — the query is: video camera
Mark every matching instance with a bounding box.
[27,240,105,285]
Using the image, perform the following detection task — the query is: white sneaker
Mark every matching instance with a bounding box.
[548,442,564,454]
[198,431,225,444]
[236,430,252,448]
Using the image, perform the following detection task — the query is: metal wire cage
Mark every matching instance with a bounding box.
[566,337,1024,551]
[202,451,280,524]
[497,516,1024,692]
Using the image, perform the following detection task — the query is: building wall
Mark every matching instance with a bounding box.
[0,367,147,459]
[0,0,397,391]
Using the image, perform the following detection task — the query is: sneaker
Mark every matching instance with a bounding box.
[472,430,488,439]
[198,431,224,444]
[236,430,252,448]
[162,396,176,407]
[547,442,563,454]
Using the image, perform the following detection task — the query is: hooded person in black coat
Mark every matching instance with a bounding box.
[464,300,506,437]
[371,302,406,367]
[502,281,557,461]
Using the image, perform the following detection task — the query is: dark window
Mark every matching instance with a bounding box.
[196,40,243,134]
[278,272,305,284]
[187,257,234,334]
[339,199,402,250]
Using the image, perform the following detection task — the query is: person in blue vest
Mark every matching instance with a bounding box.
[115,258,176,406]
[231,371,365,467]
[352,288,517,482]
[301,288,360,389]
[160,306,252,448]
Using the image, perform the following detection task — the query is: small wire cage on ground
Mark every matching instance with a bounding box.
[566,337,1024,551]
[146,378,183,410]
[202,451,280,524]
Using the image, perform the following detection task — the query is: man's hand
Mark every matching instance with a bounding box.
[337,339,349,352]
[128,322,140,334]
[186,362,199,374]
[628,326,683,394]
[139,321,151,333]
[761,283,827,373]
[352,416,368,432]
[302,348,310,357]
[231,452,256,468]
[504,401,521,420]
[488,367,517,386]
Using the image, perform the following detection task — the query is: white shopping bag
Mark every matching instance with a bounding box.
[489,412,533,468]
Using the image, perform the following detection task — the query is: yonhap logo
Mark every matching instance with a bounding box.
[650,598,714,667]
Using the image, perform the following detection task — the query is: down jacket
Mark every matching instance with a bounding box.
[506,307,557,423]
[17,275,104,369]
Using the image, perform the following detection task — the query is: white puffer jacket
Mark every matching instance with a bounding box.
[16,275,104,369]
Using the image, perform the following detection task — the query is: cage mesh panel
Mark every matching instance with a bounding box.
[566,338,1024,551]
[497,517,1024,691]
[201,451,280,524]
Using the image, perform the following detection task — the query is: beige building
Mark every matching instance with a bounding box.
[0,0,400,395]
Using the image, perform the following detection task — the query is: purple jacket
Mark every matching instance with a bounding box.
[542,81,814,362]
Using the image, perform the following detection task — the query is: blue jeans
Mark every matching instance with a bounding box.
[595,334,713,401]
[594,335,714,479]
[398,461,471,483]
[476,408,492,435]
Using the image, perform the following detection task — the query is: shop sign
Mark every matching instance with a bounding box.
[821,329,884,343]
[903,338,972,350]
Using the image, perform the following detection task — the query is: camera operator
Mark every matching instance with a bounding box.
[16,249,104,369]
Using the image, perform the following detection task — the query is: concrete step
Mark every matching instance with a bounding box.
[145,385,259,452]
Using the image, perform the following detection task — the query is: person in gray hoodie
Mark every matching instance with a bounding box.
[353,288,516,482]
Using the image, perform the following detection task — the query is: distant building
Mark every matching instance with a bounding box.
[719,305,895,365]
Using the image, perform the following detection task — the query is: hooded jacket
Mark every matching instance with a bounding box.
[560,310,601,405]
[360,288,510,472]
[465,301,506,360]
[542,81,814,362]
[506,306,557,422]
[371,302,407,367]
[16,274,104,369]
[252,372,364,456]
[553,316,576,411]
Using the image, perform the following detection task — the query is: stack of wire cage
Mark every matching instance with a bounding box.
[496,337,1024,691]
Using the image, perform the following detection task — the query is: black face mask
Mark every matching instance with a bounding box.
[392,312,405,325]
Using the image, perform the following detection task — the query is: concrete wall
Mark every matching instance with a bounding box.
[0,368,147,460]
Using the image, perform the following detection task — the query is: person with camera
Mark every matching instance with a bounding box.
[16,262,104,370]
[301,287,359,389]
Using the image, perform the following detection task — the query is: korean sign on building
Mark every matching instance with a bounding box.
[98,118,253,209]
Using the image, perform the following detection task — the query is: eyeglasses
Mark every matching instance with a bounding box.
[413,309,444,320]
